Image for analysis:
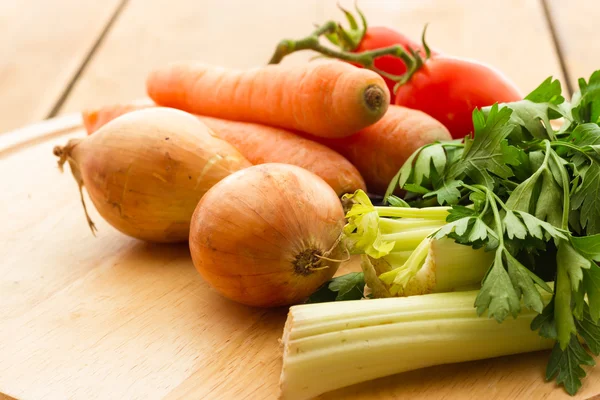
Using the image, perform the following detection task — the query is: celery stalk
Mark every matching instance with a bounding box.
[279,290,553,400]
[343,190,494,298]
[371,238,493,296]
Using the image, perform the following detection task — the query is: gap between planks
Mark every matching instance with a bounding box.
[45,0,131,119]
[540,0,574,96]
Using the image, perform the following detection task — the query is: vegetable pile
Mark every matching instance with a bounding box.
[269,4,522,138]
[50,3,600,399]
[301,73,600,397]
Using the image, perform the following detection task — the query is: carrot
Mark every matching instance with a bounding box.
[146,61,390,138]
[81,104,367,196]
[315,105,452,194]
[82,103,152,134]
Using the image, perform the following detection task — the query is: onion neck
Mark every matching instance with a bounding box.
[53,138,97,235]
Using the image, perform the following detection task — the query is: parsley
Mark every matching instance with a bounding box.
[381,71,600,395]
[307,272,365,303]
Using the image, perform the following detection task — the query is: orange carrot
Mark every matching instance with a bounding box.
[82,103,152,134]
[146,61,390,138]
[81,104,367,196]
[315,105,452,194]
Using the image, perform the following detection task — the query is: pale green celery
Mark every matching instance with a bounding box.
[374,206,451,219]
[343,190,492,297]
[430,239,493,292]
[379,217,447,233]
[279,290,554,400]
[380,251,412,266]
[380,238,432,295]
[381,226,443,251]
[373,238,493,297]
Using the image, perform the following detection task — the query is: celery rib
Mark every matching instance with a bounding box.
[374,206,451,219]
[279,290,553,400]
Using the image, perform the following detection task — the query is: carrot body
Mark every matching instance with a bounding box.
[316,105,452,194]
[146,61,390,138]
[81,104,366,196]
[82,104,151,134]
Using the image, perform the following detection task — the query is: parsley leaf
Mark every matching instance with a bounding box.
[571,161,600,235]
[584,264,600,322]
[486,77,565,141]
[571,70,600,124]
[546,335,595,396]
[571,234,600,261]
[446,205,478,222]
[503,210,528,240]
[525,76,565,105]
[570,123,600,165]
[475,250,520,322]
[576,304,600,356]
[505,250,545,313]
[535,168,563,228]
[329,272,366,300]
[307,272,366,303]
[531,299,557,339]
[447,105,516,182]
[423,179,463,205]
[306,283,338,303]
[413,143,447,185]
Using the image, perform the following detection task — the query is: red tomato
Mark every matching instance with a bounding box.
[394,56,523,138]
[353,27,439,102]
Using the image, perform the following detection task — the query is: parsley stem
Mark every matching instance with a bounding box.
[550,151,571,230]
[441,142,465,148]
[550,142,594,162]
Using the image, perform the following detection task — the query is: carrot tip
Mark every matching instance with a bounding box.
[363,85,387,112]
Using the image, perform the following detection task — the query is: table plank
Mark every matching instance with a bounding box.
[59,0,566,116]
[0,0,123,132]
[59,0,323,113]
[545,0,600,92]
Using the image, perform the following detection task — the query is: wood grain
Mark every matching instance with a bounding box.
[58,0,322,114]
[545,0,600,91]
[0,0,123,133]
[59,0,565,116]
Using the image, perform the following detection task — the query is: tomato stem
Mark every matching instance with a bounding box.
[269,32,416,79]
[269,25,435,95]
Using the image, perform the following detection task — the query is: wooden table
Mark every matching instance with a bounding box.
[2,1,600,399]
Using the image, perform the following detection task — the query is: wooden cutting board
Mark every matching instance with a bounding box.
[1,117,599,400]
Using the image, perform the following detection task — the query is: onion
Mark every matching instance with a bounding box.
[53,108,251,242]
[189,163,346,307]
